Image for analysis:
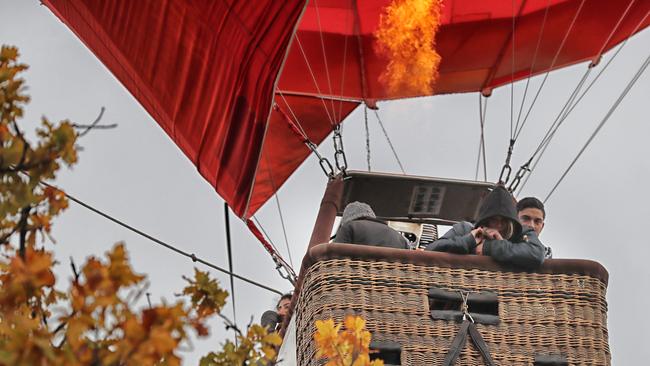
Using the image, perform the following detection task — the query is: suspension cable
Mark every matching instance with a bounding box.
[294,35,336,126]
[475,93,489,181]
[510,0,516,141]
[515,10,649,194]
[336,25,350,122]
[262,153,295,268]
[276,94,335,178]
[374,109,406,174]
[364,105,371,171]
[313,0,337,122]
[514,0,551,136]
[516,0,587,137]
[223,203,237,331]
[544,52,649,203]
[35,180,284,296]
[507,67,592,192]
[248,218,297,285]
[252,216,282,256]
[509,3,642,192]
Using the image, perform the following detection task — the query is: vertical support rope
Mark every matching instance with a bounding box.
[374,109,406,174]
[364,104,371,171]
[544,53,649,203]
[517,0,587,133]
[475,94,489,181]
[510,0,516,140]
[514,0,551,134]
[516,10,649,195]
[313,0,337,120]
[222,203,238,343]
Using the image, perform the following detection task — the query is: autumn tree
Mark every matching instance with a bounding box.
[0,45,281,366]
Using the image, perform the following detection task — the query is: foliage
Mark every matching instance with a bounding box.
[0,45,77,251]
[0,45,282,366]
[314,316,384,366]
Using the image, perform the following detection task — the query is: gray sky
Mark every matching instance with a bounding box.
[2,1,649,364]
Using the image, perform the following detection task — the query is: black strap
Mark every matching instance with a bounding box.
[442,320,496,366]
[442,321,470,366]
[468,322,496,365]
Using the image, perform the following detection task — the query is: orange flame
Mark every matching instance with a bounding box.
[375,0,442,95]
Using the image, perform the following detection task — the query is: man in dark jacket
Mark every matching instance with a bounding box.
[334,201,409,249]
[426,186,545,269]
[517,196,553,258]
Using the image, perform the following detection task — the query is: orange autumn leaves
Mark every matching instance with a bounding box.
[314,316,384,366]
[1,45,77,248]
[0,45,284,366]
[375,0,442,96]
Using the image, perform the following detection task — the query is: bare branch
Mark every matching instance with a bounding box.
[72,107,117,137]
[217,312,244,337]
[69,256,80,282]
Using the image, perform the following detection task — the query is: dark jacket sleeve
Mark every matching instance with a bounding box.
[482,226,545,269]
[426,222,476,254]
[333,223,352,243]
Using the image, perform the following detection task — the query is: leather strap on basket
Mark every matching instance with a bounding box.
[442,320,495,366]
[442,292,496,366]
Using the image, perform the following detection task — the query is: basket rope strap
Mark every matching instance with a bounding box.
[442,320,470,365]
[442,320,496,366]
[442,291,496,366]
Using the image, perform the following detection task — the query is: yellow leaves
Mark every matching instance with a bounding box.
[0,46,288,366]
[314,315,384,366]
[0,46,19,62]
[200,324,283,366]
[183,268,229,318]
[375,0,443,96]
[107,242,145,287]
[43,186,68,214]
[1,45,78,247]
[0,247,56,307]
[315,318,342,359]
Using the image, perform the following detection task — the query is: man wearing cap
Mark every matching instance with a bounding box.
[426,186,546,269]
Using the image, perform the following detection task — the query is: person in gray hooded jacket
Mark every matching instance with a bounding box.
[334,201,409,249]
[426,186,546,269]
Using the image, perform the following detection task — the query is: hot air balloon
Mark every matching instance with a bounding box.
[40,0,650,364]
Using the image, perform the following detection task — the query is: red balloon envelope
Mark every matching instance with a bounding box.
[43,0,649,221]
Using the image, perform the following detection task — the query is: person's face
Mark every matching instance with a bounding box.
[484,216,510,237]
[518,207,545,235]
[277,298,291,317]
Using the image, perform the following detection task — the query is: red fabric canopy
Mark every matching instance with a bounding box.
[43,0,649,220]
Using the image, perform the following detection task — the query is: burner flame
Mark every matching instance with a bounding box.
[375,0,442,95]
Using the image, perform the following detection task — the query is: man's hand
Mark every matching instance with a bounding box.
[471,228,484,245]
[483,228,503,241]
[475,243,484,255]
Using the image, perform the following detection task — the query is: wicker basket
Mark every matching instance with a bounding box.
[292,244,610,366]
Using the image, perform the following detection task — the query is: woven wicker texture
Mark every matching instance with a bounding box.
[295,258,610,365]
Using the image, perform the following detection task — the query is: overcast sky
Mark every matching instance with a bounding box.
[2,1,649,364]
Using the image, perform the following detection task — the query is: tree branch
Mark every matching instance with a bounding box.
[71,107,117,137]
[18,206,31,259]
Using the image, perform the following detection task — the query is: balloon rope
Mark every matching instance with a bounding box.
[313,0,338,123]
[516,0,587,137]
[374,109,406,174]
[544,52,650,203]
[516,10,649,195]
[34,179,284,296]
[475,94,488,182]
[514,0,551,137]
[294,35,336,126]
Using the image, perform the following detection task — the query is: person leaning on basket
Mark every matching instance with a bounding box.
[426,185,546,269]
[333,201,409,249]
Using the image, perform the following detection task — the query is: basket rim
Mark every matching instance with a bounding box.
[303,243,609,284]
